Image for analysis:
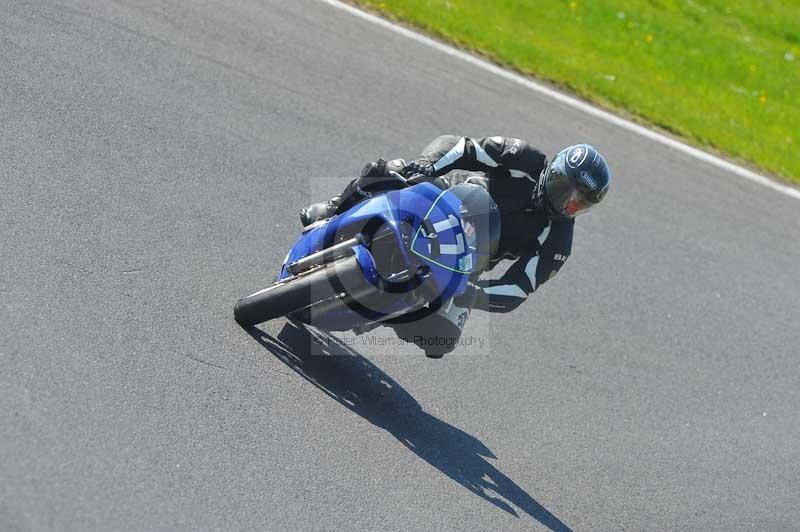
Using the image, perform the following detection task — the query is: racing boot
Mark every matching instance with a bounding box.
[299,195,342,227]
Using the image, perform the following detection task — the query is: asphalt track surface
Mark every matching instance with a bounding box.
[2,2,799,531]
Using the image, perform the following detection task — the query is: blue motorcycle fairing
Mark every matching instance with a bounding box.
[279,182,475,331]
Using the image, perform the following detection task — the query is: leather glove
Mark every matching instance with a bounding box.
[361,159,387,178]
[401,158,435,180]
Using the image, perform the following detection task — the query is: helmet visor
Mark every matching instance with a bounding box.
[544,165,595,217]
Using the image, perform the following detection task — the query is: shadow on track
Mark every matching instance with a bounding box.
[244,321,572,530]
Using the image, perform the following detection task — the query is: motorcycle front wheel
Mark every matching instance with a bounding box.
[233,255,364,326]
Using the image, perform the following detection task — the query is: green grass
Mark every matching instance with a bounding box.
[352,0,800,184]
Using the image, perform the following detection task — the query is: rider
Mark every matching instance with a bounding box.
[300,135,612,357]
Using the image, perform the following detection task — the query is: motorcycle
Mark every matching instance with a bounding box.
[233,177,500,339]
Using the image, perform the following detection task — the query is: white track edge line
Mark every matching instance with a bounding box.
[318,0,800,201]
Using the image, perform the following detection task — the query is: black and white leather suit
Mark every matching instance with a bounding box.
[346,135,574,313]
[332,135,575,356]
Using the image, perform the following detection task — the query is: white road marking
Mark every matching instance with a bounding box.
[318,0,800,201]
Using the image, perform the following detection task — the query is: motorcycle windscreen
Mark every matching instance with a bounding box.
[447,184,501,273]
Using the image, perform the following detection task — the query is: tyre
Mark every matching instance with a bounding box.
[233,256,363,326]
